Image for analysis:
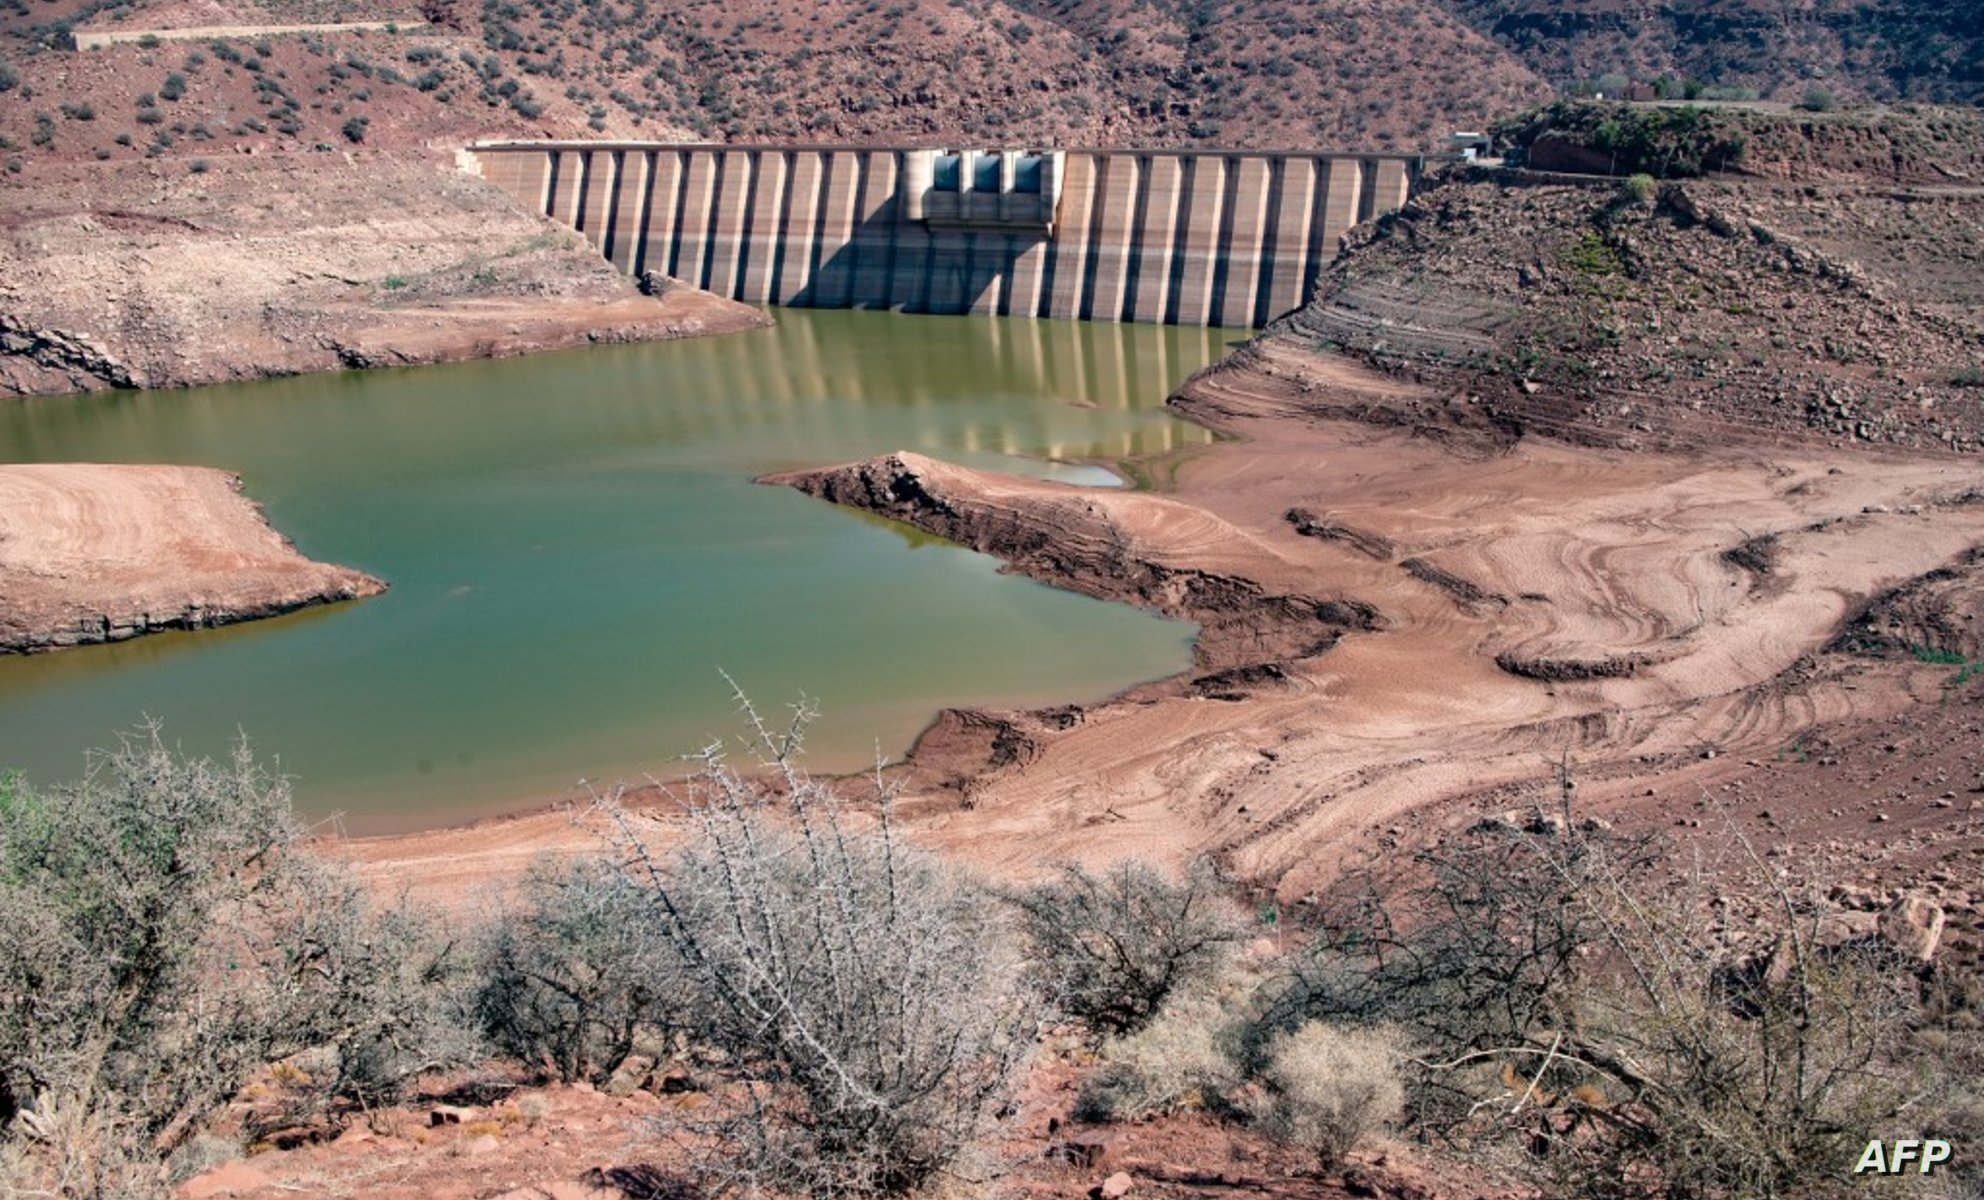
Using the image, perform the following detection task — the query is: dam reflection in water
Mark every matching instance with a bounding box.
[0,310,1236,831]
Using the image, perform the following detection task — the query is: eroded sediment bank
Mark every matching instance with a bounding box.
[0,463,385,653]
[756,348,1984,899]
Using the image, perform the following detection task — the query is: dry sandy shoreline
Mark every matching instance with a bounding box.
[0,462,386,653]
[345,338,1984,907]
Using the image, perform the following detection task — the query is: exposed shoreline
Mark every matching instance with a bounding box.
[347,338,1984,908]
[0,463,386,653]
[0,153,771,399]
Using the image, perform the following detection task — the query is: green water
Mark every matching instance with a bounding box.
[0,310,1232,831]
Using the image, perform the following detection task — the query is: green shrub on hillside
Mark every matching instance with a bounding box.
[1497,101,1748,178]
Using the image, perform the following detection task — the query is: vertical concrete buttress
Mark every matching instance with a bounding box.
[776,152,825,305]
[578,151,618,252]
[1083,154,1141,322]
[607,151,650,273]
[1372,158,1411,216]
[1262,157,1317,322]
[1172,155,1226,327]
[1045,153,1098,320]
[811,151,862,308]
[675,151,720,289]
[739,151,789,304]
[704,150,756,298]
[638,151,683,278]
[1216,157,1272,328]
[848,152,903,311]
[1319,158,1365,253]
[1129,155,1183,324]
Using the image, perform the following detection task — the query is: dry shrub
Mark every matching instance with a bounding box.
[473,857,683,1085]
[1075,984,1250,1122]
[0,729,469,1198]
[598,690,1032,1198]
[1010,857,1245,1037]
[1260,1022,1403,1167]
[1275,790,1954,1200]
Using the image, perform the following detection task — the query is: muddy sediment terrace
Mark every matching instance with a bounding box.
[0,463,384,653]
[351,337,1984,911]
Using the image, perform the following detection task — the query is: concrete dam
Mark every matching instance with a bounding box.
[468,144,1429,327]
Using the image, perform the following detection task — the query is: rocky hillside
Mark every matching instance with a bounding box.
[1433,0,1984,107]
[0,0,1554,163]
[1248,109,1984,454]
[5,0,1979,168]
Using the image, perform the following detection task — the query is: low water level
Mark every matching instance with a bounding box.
[0,310,1232,831]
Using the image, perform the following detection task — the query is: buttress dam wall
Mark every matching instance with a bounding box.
[466,143,1429,327]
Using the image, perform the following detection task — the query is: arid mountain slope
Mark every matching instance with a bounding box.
[1257,109,1984,456]
[1434,0,1984,106]
[0,0,1550,159]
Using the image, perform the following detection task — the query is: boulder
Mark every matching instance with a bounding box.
[605,1054,655,1098]
[1877,892,1945,963]
[179,1160,273,1200]
[1048,1129,1124,1170]
[1099,1170,1135,1198]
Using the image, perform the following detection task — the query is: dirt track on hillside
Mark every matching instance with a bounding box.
[0,463,384,652]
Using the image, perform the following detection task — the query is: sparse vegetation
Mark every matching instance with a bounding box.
[472,857,682,1085]
[1010,858,1245,1037]
[1263,798,1966,1199]
[0,730,470,1198]
[1261,1021,1404,1167]
[594,692,1032,1197]
[1075,982,1251,1122]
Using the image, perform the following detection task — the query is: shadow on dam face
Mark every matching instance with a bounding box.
[469,143,1435,328]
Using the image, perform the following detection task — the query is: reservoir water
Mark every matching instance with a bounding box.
[0,310,1231,831]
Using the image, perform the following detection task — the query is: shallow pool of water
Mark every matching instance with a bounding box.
[0,310,1235,831]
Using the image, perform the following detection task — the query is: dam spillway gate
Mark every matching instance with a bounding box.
[468,143,1431,328]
